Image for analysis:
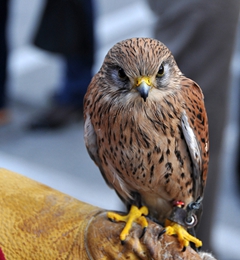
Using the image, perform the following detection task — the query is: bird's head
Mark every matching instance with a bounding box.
[100,38,183,104]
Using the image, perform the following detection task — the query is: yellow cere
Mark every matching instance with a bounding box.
[136,76,152,87]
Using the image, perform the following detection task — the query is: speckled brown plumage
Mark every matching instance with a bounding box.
[84,38,209,224]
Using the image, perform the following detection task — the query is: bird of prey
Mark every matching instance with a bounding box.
[84,37,209,250]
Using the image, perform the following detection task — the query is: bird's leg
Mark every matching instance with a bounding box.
[107,205,149,241]
[159,200,202,250]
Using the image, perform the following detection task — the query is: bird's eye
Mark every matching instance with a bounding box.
[118,68,128,80]
[157,64,164,77]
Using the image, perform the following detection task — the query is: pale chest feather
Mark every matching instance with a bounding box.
[93,99,194,209]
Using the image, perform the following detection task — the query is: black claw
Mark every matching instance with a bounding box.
[181,246,186,252]
[158,228,166,239]
[121,240,125,246]
[108,218,115,223]
[190,241,198,252]
[139,227,147,239]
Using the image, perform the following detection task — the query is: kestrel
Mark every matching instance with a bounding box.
[84,38,209,250]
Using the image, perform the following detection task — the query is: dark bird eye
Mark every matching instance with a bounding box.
[118,68,128,80]
[157,64,164,77]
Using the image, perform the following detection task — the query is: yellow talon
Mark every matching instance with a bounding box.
[107,205,149,241]
[164,219,202,249]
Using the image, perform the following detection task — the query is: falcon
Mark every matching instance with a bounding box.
[84,38,209,250]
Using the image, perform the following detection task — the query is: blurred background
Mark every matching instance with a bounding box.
[0,0,240,259]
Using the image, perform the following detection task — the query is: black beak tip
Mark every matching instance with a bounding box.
[142,96,147,102]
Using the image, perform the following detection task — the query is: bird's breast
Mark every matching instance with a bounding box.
[96,101,194,208]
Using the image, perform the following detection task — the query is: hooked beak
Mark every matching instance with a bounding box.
[135,77,151,102]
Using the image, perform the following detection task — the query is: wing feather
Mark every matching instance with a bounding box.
[180,78,209,199]
[84,112,100,165]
